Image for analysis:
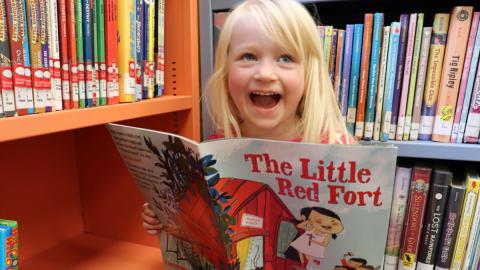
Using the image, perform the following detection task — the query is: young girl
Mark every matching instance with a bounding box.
[142,0,354,235]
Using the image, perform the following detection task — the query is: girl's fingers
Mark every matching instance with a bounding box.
[143,203,157,217]
[142,212,160,225]
[142,221,163,230]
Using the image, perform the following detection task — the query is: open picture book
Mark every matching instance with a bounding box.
[107,123,398,270]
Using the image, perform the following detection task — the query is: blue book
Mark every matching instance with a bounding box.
[21,0,34,114]
[364,13,384,140]
[0,225,11,270]
[346,24,363,134]
[340,24,354,120]
[382,22,401,141]
[457,23,480,143]
[83,0,94,106]
[390,14,409,139]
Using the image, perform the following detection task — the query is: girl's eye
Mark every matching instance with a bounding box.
[278,54,294,63]
[241,53,256,61]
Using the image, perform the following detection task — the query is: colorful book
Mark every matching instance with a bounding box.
[75,0,86,107]
[21,0,35,114]
[450,167,480,270]
[0,0,16,117]
[432,6,474,142]
[323,25,333,69]
[373,26,391,141]
[83,0,95,106]
[416,164,453,270]
[48,0,62,111]
[95,0,106,105]
[155,0,164,96]
[435,178,466,270]
[104,0,119,104]
[403,14,425,140]
[364,13,383,140]
[451,12,480,143]
[418,13,450,141]
[147,0,155,98]
[390,14,409,139]
[398,163,432,270]
[382,22,401,141]
[354,14,373,140]
[463,41,480,143]
[383,163,412,270]
[346,24,363,134]
[464,183,480,270]
[0,219,18,270]
[38,0,52,113]
[328,28,338,84]
[333,29,345,104]
[117,0,135,102]
[396,13,418,141]
[340,24,354,121]
[66,0,79,108]
[410,27,432,141]
[107,123,398,270]
[58,0,71,109]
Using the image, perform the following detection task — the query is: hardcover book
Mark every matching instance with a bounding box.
[107,123,398,270]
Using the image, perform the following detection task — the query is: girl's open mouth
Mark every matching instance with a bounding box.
[250,91,281,109]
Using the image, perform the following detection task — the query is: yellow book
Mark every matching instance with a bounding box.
[117,0,135,102]
[450,167,480,270]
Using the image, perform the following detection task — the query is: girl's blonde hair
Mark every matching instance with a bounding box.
[205,0,352,144]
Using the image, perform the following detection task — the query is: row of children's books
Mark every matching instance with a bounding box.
[0,0,165,118]
[0,219,17,270]
[317,6,480,144]
[383,162,480,270]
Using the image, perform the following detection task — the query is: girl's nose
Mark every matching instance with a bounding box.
[254,60,278,81]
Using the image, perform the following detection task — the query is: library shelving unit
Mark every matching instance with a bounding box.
[0,0,199,269]
[200,0,480,163]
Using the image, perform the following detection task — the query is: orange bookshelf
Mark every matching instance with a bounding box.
[0,0,199,268]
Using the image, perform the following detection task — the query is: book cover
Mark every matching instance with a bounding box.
[463,52,480,143]
[0,219,18,270]
[104,0,119,104]
[450,12,480,143]
[396,13,418,141]
[58,0,71,109]
[383,163,412,270]
[398,163,432,270]
[328,28,338,84]
[403,14,424,141]
[346,24,363,134]
[464,182,480,270]
[82,0,95,106]
[355,13,373,140]
[435,178,466,270]
[373,25,390,141]
[410,27,432,141]
[340,24,354,121]
[0,225,10,270]
[432,6,474,142]
[323,25,333,71]
[416,164,453,270]
[47,0,62,111]
[0,0,16,117]
[418,13,450,141]
[364,13,384,141]
[390,14,409,139]
[107,123,398,270]
[66,0,79,108]
[117,0,135,102]
[333,29,344,104]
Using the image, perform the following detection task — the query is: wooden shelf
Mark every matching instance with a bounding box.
[0,95,193,143]
[22,234,164,270]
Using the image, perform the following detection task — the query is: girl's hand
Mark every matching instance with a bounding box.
[142,202,163,235]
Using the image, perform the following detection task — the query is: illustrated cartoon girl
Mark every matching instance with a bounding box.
[289,207,344,270]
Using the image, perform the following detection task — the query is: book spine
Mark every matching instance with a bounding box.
[155,0,164,96]
[374,26,390,141]
[463,62,480,143]
[82,0,94,106]
[416,169,453,270]
[364,13,383,140]
[117,0,135,102]
[58,0,70,109]
[346,23,363,134]
[323,25,332,70]
[26,0,45,114]
[451,12,480,143]
[398,165,432,270]
[48,0,62,111]
[418,13,450,141]
[450,174,480,270]
[104,0,118,104]
[463,192,480,270]
[383,166,412,270]
[340,24,354,121]
[0,0,15,117]
[435,185,466,270]
[0,225,11,270]
[92,0,99,105]
[432,7,474,142]
[0,219,19,270]
[404,14,424,140]
[355,14,373,140]
[382,22,400,141]
[333,29,344,103]
[66,0,79,108]
[39,0,52,113]
[96,0,106,105]
[390,14,409,139]
[410,27,432,141]
[328,28,338,84]
[147,0,154,98]
[396,13,417,140]
[21,0,35,114]
[136,0,143,100]
[75,0,85,107]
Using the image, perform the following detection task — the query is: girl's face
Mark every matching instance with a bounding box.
[227,13,305,140]
[308,210,344,235]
